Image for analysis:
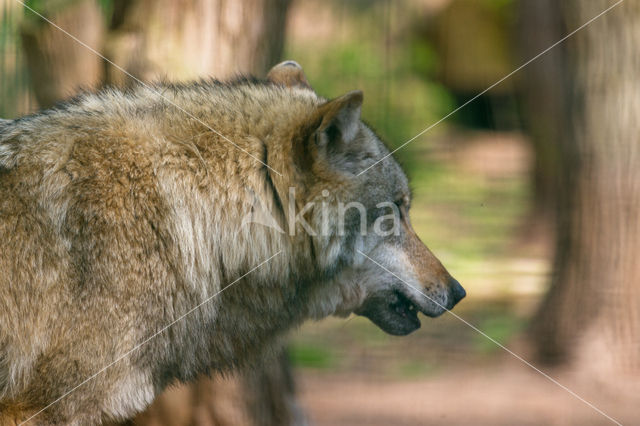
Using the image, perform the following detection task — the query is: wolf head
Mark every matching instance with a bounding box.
[267,61,466,336]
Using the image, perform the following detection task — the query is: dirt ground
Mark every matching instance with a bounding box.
[298,363,639,426]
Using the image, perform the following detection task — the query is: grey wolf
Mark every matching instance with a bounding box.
[0,61,465,424]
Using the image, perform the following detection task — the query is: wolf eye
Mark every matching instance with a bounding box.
[393,199,405,218]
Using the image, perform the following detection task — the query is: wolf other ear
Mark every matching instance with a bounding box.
[267,60,311,89]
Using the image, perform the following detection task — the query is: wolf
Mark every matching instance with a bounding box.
[0,61,465,424]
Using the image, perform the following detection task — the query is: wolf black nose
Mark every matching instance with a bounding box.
[449,278,466,306]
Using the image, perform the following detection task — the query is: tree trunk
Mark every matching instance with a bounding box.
[103,0,290,86]
[20,0,104,108]
[515,0,567,216]
[531,0,640,375]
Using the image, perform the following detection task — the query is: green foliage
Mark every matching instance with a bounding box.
[0,1,34,118]
[97,0,113,20]
[289,342,335,369]
[408,156,530,286]
[342,316,392,347]
[24,0,111,13]
[23,0,113,25]
[24,0,74,17]
[473,312,525,355]
[482,0,515,17]
[283,4,455,163]
[23,0,45,11]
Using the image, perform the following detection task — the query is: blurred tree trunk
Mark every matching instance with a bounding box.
[103,0,290,85]
[531,0,640,374]
[20,1,301,425]
[20,0,104,108]
[515,0,566,217]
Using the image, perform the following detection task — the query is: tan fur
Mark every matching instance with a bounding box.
[0,64,464,424]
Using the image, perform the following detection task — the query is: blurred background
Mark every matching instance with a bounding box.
[2,0,639,424]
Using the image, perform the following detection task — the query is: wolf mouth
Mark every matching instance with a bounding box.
[390,289,421,326]
[355,288,435,336]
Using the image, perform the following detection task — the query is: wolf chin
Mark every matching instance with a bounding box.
[0,61,465,424]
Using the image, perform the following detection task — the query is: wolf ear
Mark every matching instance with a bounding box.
[267,60,311,89]
[317,90,363,145]
[312,90,364,173]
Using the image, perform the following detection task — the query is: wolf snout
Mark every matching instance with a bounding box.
[448,277,466,308]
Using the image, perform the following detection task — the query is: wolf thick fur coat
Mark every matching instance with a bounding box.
[0,62,465,424]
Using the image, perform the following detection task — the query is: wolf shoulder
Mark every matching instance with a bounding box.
[0,89,179,175]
